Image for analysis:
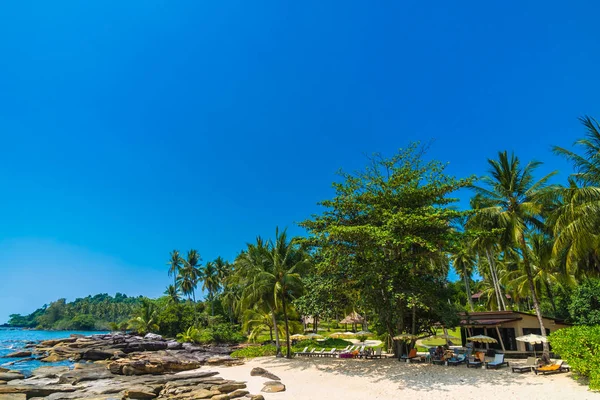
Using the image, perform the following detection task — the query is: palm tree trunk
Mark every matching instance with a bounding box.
[485,247,505,311]
[192,291,197,325]
[281,295,292,359]
[544,281,557,317]
[270,308,281,356]
[463,266,474,311]
[520,237,550,363]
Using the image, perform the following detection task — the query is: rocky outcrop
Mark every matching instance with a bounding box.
[5,351,32,358]
[1,333,267,399]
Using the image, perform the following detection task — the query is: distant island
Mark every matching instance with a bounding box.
[5,293,142,331]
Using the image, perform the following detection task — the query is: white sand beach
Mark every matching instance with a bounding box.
[212,357,600,400]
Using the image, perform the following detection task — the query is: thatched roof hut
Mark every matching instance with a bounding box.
[340,312,364,324]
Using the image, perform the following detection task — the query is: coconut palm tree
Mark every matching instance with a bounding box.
[268,228,311,358]
[236,237,283,353]
[129,298,159,335]
[451,241,476,311]
[202,261,220,316]
[167,250,183,288]
[471,151,557,362]
[164,284,181,304]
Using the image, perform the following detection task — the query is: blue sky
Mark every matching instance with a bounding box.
[1,1,598,323]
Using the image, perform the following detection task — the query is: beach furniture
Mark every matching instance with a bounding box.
[534,360,568,375]
[466,352,484,368]
[366,347,382,359]
[324,348,337,357]
[512,357,537,373]
[341,345,355,354]
[295,346,309,357]
[400,348,419,362]
[447,354,467,366]
[312,348,325,357]
[485,353,509,369]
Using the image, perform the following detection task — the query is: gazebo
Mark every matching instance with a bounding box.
[340,312,365,331]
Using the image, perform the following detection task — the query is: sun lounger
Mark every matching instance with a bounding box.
[447,354,467,366]
[295,346,309,357]
[312,348,325,357]
[323,348,337,358]
[512,357,537,373]
[467,352,484,368]
[534,360,567,375]
[365,347,383,359]
[485,353,509,369]
[400,348,418,361]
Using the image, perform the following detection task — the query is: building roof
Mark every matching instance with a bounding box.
[459,311,568,326]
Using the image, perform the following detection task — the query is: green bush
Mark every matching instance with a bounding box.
[209,323,246,344]
[549,326,600,391]
[292,338,352,351]
[569,279,600,325]
[231,345,277,358]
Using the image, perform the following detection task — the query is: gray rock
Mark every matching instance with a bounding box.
[261,381,285,393]
[250,367,280,381]
[144,333,163,341]
[0,373,24,381]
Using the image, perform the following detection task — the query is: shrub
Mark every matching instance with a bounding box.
[549,326,600,391]
[208,323,246,344]
[569,279,600,325]
[231,345,277,358]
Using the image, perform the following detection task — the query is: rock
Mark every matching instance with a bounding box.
[216,383,246,393]
[124,388,158,399]
[81,349,116,361]
[167,341,182,350]
[0,373,24,381]
[5,351,32,358]
[0,394,27,400]
[0,385,78,397]
[211,395,230,400]
[249,367,280,381]
[229,389,249,398]
[38,338,77,347]
[261,381,285,393]
[41,353,66,363]
[144,333,163,341]
[249,396,264,400]
[31,366,70,378]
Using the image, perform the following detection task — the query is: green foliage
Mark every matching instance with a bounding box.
[177,326,202,343]
[292,338,352,351]
[176,324,245,344]
[569,279,600,325]
[301,144,470,344]
[129,298,159,335]
[549,326,600,391]
[230,345,278,358]
[7,293,141,330]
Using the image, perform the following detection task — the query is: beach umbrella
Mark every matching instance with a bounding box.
[330,332,355,339]
[355,330,373,336]
[427,333,460,341]
[393,333,417,341]
[290,334,308,340]
[305,333,323,339]
[516,334,547,358]
[467,335,498,344]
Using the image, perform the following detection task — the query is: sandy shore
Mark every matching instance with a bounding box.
[212,356,600,400]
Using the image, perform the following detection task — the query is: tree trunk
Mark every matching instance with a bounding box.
[192,291,198,325]
[520,236,550,363]
[269,326,273,342]
[270,308,282,356]
[281,295,292,359]
[544,281,557,317]
[463,265,474,311]
[485,247,506,311]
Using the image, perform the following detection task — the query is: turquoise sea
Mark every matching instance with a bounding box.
[0,328,108,375]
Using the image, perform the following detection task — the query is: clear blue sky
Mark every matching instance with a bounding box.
[1,1,598,323]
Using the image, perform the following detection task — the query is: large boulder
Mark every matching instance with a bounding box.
[0,372,24,381]
[81,349,116,361]
[5,351,32,358]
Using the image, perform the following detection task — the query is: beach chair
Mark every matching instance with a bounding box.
[534,360,567,375]
[324,348,337,358]
[466,352,484,368]
[512,357,537,373]
[295,346,309,357]
[338,345,351,353]
[485,353,509,369]
[341,345,355,354]
[400,348,419,362]
[366,347,383,359]
[312,348,325,357]
[447,353,467,366]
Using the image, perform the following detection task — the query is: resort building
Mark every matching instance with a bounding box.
[458,311,569,354]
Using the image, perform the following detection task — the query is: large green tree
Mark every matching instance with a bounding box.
[301,144,469,349]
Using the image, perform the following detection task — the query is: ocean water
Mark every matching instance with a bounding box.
[0,328,108,375]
